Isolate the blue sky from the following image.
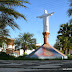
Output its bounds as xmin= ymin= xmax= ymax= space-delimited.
xmin=9 ymin=0 xmax=70 ymax=46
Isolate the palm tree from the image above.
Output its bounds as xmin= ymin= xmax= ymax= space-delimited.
xmin=0 ymin=24 xmax=10 ymax=41
xmin=0 ymin=22 xmax=10 ymax=48
xmin=53 ymin=39 xmax=62 ymax=50
xmin=57 ymin=23 xmax=72 ymax=55
xmin=0 ymin=0 xmax=30 ymax=21
xmin=68 ymin=0 xmax=72 ymax=24
xmin=0 ymin=13 xmax=19 ymax=30
xmin=0 ymin=0 xmax=30 ymax=30
xmin=14 ymin=38 xmax=21 ymax=50
xmin=0 ymin=42 xmax=2 ymax=47
xmin=0 ymin=0 xmax=30 ymax=46
xmin=15 ymin=32 xmax=36 ymax=53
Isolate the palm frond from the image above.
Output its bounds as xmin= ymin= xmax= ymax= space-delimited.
xmin=0 ymin=6 xmax=26 ymax=20
xmin=0 ymin=0 xmax=30 ymax=7
xmin=68 ymin=8 xmax=72 ymax=16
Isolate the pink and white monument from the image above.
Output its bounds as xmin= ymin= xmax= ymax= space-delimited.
xmin=27 ymin=10 xmax=67 ymax=59
xmin=37 ymin=10 xmax=54 ymax=44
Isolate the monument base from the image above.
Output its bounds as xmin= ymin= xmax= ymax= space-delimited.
xmin=26 ymin=43 xmax=68 ymax=59
xmin=42 ymin=32 xmax=50 ymax=44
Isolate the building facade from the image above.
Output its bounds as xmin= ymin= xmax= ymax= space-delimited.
xmin=2 ymin=38 xmax=15 ymax=55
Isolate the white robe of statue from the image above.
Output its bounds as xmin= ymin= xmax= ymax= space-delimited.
xmin=37 ymin=10 xmax=54 ymax=32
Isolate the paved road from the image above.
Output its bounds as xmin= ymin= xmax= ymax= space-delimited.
xmin=0 ymin=60 xmax=72 ymax=72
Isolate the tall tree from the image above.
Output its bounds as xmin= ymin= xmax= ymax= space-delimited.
xmin=68 ymin=0 xmax=72 ymax=24
xmin=0 ymin=0 xmax=30 ymax=21
xmin=0 ymin=13 xmax=19 ymax=30
xmin=0 ymin=0 xmax=30 ymax=30
xmin=57 ymin=23 xmax=72 ymax=55
xmin=0 ymin=22 xmax=10 ymax=42
xmin=53 ymin=39 xmax=62 ymax=50
xmin=14 ymin=32 xmax=36 ymax=53
xmin=0 ymin=0 xmax=30 ymax=45
xmin=14 ymin=38 xmax=21 ymax=50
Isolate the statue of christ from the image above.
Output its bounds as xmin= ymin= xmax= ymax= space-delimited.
xmin=37 ymin=10 xmax=54 ymax=32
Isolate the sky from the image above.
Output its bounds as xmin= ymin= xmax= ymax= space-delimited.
xmin=9 ymin=0 xmax=70 ymax=46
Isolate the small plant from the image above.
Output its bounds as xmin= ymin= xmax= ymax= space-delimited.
xmin=0 ymin=52 xmax=15 ymax=60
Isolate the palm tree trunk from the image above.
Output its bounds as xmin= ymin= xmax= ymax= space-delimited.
xmin=63 ymin=48 xmax=65 ymax=54
xmin=24 ymin=49 xmax=25 ymax=53
xmin=64 ymin=50 xmax=65 ymax=54
xmin=23 ymin=44 xmax=26 ymax=54
xmin=67 ymin=48 xmax=69 ymax=55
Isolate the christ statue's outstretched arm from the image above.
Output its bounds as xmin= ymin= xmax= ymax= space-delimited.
xmin=46 ymin=12 xmax=54 ymax=16
xmin=36 ymin=16 xmax=43 ymax=18
xmin=37 ymin=12 xmax=54 ymax=18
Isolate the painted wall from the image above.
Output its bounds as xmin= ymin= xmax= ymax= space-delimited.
xmin=8 ymin=45 xmax=15 ymax=49
xmin=25 ymin=49 xmax=35 ymax=55
xmin=20 ymin=49 xmax=24 ymax=56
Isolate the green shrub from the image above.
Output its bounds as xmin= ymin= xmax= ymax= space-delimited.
xmin=0 ymin=52 xmax=15 ymax=60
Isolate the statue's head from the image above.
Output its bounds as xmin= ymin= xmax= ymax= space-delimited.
xmin=44 ymin=10 xmax=47 ymax=14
